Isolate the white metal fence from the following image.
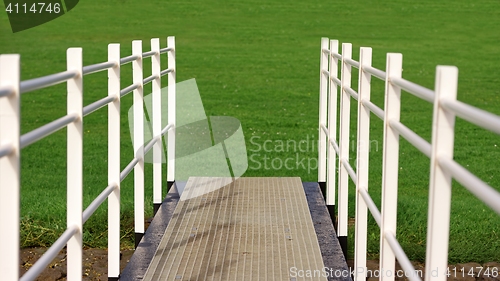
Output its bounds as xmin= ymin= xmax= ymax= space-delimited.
xmin=0 ymin=37 xmax=176 ymax=281
xmin=318 ymin=37 xmax=500 ymax=281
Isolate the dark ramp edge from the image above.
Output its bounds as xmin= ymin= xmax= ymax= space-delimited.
xmin=120 ymin=181 xmax=351 ymax=281
xmin=304 ymin=182 xmax=351 ymax=281
xmin=119 ymin=186 xmax=180 ymax=281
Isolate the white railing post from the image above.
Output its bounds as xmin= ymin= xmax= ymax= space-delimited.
xmin=326 ymin=40 xmax=339 ymax=227
xmin=108 ymin=43 xmax=121 ymax=281
xmin=152 ymin=38 xmax=162 ymax=215
xmin=354 ymin=47 xmax=373 ymax=281
xmin=425 ymin=66 xmax=458 ymax=281
xmin=337 ymin=42 xmax=352 ymax=258
xmin=379 ymin=53 xmax=403 ymax=281
xmin=318 ymin=37 xmax=329 ymax=191
xmin=133 ymin=40 xmax=145 ymax=248
xmin=167 ymin=36 xmax=176 ymax=189
xmin=66 ymin=47 xmax=83 ymax=281
xmin=0 ymin=54 xmax=21 ymax=281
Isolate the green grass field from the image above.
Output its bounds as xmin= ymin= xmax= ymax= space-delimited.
xmin=1 ymin=0 xmax=499 ymax=263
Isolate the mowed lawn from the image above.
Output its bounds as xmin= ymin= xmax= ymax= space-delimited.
xmin=1 ymin=0 xmax=499 ymax=263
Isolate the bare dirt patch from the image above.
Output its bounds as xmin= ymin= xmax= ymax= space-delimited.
xmin=20 ymin=247 xmax=134 ymax=280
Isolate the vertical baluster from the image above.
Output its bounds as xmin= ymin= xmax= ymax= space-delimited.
xmin=337 ymin=43 xmax=352 ymax=259
xmin=152 ymin=38 xmax=162 ymax=215
xmin=167 ymin=36 xmax=176 ymax=189
xmin=327 ymin=39 xmax=339 ymax=228
xmin=0 ymin=54 xmax=21 ymax=281
xmin=425 ymin=66 xmax=458 ymax=281
xmin=318 ymin=37 xmax=328 ymax=193
xmin=66 ymin=47 xmax=83 ymax=281
xmin=354 ymin=47 xmax=373 ymax=281
xmin=379 ymin=53 xmax=403 ymax=281
xmin=133 ymin=40 xmax=145 ymax=248
xmin=108 ymin=43 xmax=121 ymax=281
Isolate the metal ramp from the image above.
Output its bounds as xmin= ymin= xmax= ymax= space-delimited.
xmin=121 ymin=177 xmax=349 ymax=281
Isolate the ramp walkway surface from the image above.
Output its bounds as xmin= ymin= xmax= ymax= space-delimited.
xmin=120 ymin=177 xmax=349 ymax=281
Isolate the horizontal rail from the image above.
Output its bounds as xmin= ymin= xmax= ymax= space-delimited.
xmin=363 ymin=65 xmax=386 ymax=80
xmin=322 ymin=69 xmax=329 ymax=76
xmin=330 ymin=76 xmax=341 ymax=86
xmin=341 ymin=157 xmax=357 ymax=185
xmin=438 ymin=157 xmax=500 ymax=216
xmin=441 ymin=99 xmax=500 ymax=135
xmin=345 ymin=86 xmax=359 ymax=100
xmin=329 ymin=139 xmax=340 ymax=155
xmin=20 ymin=70 xmax=78 ymax=94
xmin=83 ymin=184 xmax=117 ymax=223
xmin=144 ymin=136 xmax=158 ymax=155
xmin=121 ymin=157 xmax=139 ymax=182
xmin=0 ymin=86 xmax=13 ymax=98
xmin=322 ymin=48 xmax=329 ymax=54
xmin=120 ymin=83 xmax=140 ymax=98
xmin=143 ymin=74 xmax=159 ymax=85
xmin=320 ymin=124 xmax=340 ymax=154
xmin=83 ymin=95 xmax=116 ymax=117
xmin=0 ymin=143 xmax=13 ymax=158
xmin=161 ymin=123 xmax=174 ymax=136
xmin=82 ymin=61 xmax=117 ymax=75
xmin=142 ymin=50 xmax=158 ymax=59
xmin=160 ymin=68 xmax=173 ymax=77
xmin=345 ymin=57 xmax=360 ymax=68
xmin=143 ymin=123 xmax=175 ymax=155
xmin=384 ymin=231 xmax=423 ymax=281
xmin=390 ymin=77 xmax=434 ymax=103
xmin=320 ymin=123 xmax=329 ymax=135
xmin=389 ymin=119 xmax=432 ymax=158
xmin=361 ymin=99 xmax=385 ymax=120
xmin=160 ymin=47 xmax=173 ymax=54
xmin=120 ymin=55 xmax=139 ymax=65
xmin=20 ymin=113 xmax=78 ymax=149
xmin=359 ymin=187 xmax=381 ymax=226
xmin=20 ymin=226 xmax=78 ymax=281
xmin=332 ymin=52 xmax=342 ymax=60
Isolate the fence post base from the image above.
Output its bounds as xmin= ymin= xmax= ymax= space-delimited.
xmin=135 ymin=232 xmax=143 ymax=249
xmin=167 ymin=181 xmax=175 ymax=191
xmin=327 ymin=204 xmax=337 ymax=233
xmin=318 ymin=181 xmax=326 ymax=199
xmin=338 ymin=235 xmax=348 ymax=261
xmin=153 ymin=203 xmax=161 ymax=216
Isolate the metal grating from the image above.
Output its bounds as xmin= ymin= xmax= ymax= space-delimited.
xmin=143 ymin=177 xmax=327 ymax=280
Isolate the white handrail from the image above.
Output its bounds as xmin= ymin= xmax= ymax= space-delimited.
xmin=20 ymin=113 xmax=79 ymax=149
xmin=20 ymin=70 xmax=78 ymax=94
xmin=388 ymin=119 xmax=432 ymax=158
xmin=319 ymin=38 xmax=500 ymax=281
xmin=441 ymin=99 xmax=500 ymax=135
xmin=0 ymin=37 xmax=176 ymax=281
xmin=20 ymin=226 xmax=78 ymax=281
xmin=361 ymin=99 xmax=384 ymax=120
xmin=0 ymin=86 xmax=13 ymax=97
xmin=390 ymin=76 xmax=434 ymax=103
xmin=82 ymin=184 xmax=117 ymax=223
xmin=83 ymin=95 xmax=116 ymax=116
xmin=439 ymin=157 xmax=500 ymax=215
xmin=0 ymin=143 xmax=13 ymax=158
xmin=82 ymin=61 xmax=117 ymax=75
xmin=384 ymin=231 xmax=423 ymax=281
